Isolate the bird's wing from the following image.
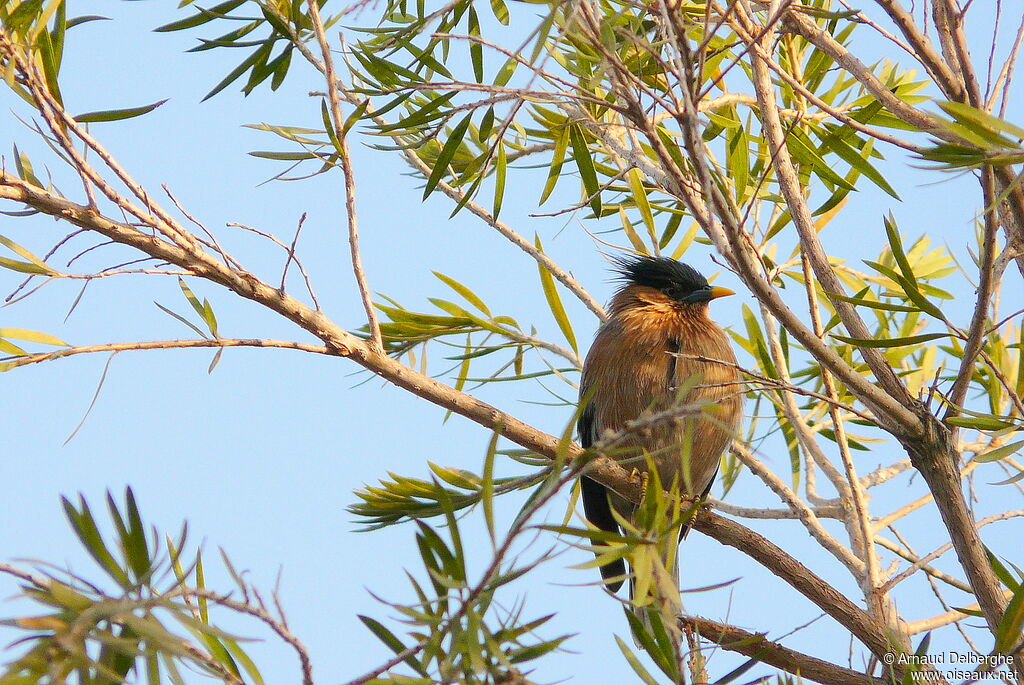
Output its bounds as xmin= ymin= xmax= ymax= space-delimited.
xmin=578 ymin=396 xmax=627 ymax=592
xmin=577 ymin=394 xmax=597 ymax=450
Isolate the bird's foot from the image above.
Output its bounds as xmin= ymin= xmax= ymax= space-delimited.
xmin=629 ymin=468 xmax=650 ymax=500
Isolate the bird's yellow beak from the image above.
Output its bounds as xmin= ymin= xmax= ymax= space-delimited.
xmin=709 ymin=286 xmax=735 ymax=300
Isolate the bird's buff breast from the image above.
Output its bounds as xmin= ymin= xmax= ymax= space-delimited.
xmin=588 ymin=310 xmax=742 ymax=501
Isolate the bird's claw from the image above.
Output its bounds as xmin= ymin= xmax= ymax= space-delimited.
xmin=629 ymin=468 xmax=650 ymax=499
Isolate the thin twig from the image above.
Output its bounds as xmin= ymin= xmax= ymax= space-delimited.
xmin=731 ymin=443 xmax=864 ymax=576
xmin=226 ymin=222 xmax=320 ymax=309
xmin=181 ymin=588 xmax=314 ymax=685
xmin=281 ymin=212 xmax=307 ymax=293
xmin=308 ymin=0 xmax=382 ymax=351
xmin=1 ymin=338 xmax=334 ymax=369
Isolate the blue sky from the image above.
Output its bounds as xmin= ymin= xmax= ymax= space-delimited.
xmin=2 ymin=2 xmax=1022 ymax=683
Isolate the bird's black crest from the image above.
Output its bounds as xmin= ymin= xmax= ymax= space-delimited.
xmin=612 ymin=255 xmax=709 ymax=299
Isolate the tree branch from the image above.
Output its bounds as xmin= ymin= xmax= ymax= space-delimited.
xmin=738 ymin=0 xmax=917 ymax=421
xmin=872 ymin=0 xmax=966 ymax=101
xmin=1 ymin=338 xmax=333 ymax=370
xmin=681 ymin=614 xmax=890 ymax=685
xmin=307 ymin=0 xmax=381 ymax=352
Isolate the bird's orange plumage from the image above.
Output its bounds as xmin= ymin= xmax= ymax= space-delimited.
xmin=578 ymin=258 xmax=743 ymax=593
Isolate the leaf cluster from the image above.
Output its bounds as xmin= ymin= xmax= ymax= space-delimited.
xmin=0 ymin=488 xmax=262 ymax=685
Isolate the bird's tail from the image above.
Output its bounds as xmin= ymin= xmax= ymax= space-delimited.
xmin=627 ymin=537 xmax=681 ymax=648
xmin=621 ymin=468 xmax=691 ymax=647
xmin=622 ymin=552 xmax=679 ymax=651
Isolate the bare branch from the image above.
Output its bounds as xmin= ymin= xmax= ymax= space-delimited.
xmin=730 ymin=444 xmax=864 ymax=578
xmin=179 ymin=588 xmax=313 ymax=685
xmin=944 ymin=169 xmax=1001 ymax=418
xmin=308 ymin=0 xmax=382 ymax=352
xmin=738 ymin=1 xmax=916 ymax=421
xmin=873 ymin=0 xmax=967 ymax=100
xmin=682 ymin=614 xmax=890 ymax=685
xmin=1 ymin=338 xmax=333 ymax=370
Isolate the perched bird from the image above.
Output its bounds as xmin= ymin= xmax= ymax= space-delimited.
xmin=577 ymin=255 xmax=743 ymax=593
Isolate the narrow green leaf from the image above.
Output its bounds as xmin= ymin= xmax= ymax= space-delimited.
xmin=569 ymin=123 xmax=601 ymax=215
xmin=478 ymin=105 xmax=494 ymax=142
xmin=423 ymin=113 xmax=472 ymax=199
xmin=614 ymin=635 xmax=661 ymax=685
xmin=883 ymin=213 xmax=917 ymax=286
xmin=12 ymin=144 xmax=42 ymax=188
xmin=975 ymin=440 xmax=1024 ymax=463
xmin=952 ymin=606 xmax=986 ymax=617
xmin=787 ymin=127 xmax=856 ymax=191
xmin=467 ymin=6 xmax=483 ymax=82
xmin=824 ymin=289 xmax=920 ymax=313
xmin=35 ymin=27 xmax=63 ymax=105
xmin=66 ymin=15 xmax=109 ymax=29
xmin=534 ymin=235 xmax=578 ymax=354
xmin=259 ymin=4 xmax=289 ymax=36
xmin=626 ymin=168 xmax=655 ymax=240
xmin=0 ymin=339 xmax=27 ymax=356
xmin=377 ymin=93 xmax=456 ymax=133
xmin=824 ymin=135 xmax=900 ymax=199
xmin=482 ymin=429 xmax=499 ymax=545
xmin=155 ymin=0 xmax=246 ymax=32
xmin=490 ymin=0 xmax=509 ymax=25
xmin=831 ymin=333 xmax=947 ymax=348
xmin=986 ymin=548 xmax=1022 ymax=592
xmin=106 ymin=490 xmax=131 ymax=550
xmin=124 ymin=487 xmax=151 ymax=580
xmin=434 ymin=272 xmax=490 ymax=315
xmin=342 ymin=98 xmax=369 ymax=137
xmin=206 ymin=347 xmax=223 ymax=374
xmin=188 ymin=19 xmax=262 ymax=52
xmin=249 ymin=150 xmax=316 ymax=161
xmin=404 ymin=43 xmax=452 ymax=80
xmin=494 ymin=56 xmax=516 ymax=86
xmin=321 ymin=98 xmax=342 ymax=154
xmin=938 ymin=101 xmax=1024 ymax=142
xmin=617 ymin=207 xmax=648 ymax=253
xmin=222 ymin=638 xmax=265 ymax=685
xmin=622 ymin=609 xmax=677 ymax=679
xmin=178 ymin=278 xmax=218 ymax=336
xmin=540 ymin=125 xmax=569 ymax=205
xmin=201 ymin=43 xmax=268 ymax=101
xmin=864 ymin=260 xmax=953 ymax=300
xmin=62 ymin=496 xmax=129 ymax=587
xmin=198 ymin=633 xmax=241 ymax=679
xmin=726 ymin=119 xmax=748 ymax=200
xmin=201 ymin=299 xmax=219 ymax=337
xmin=493 ymin=139 xmax=506 ymax=218
xmin=0 ymin=256 xmax=51 ymax=275
xmin=945 ymin=415 xmax=1016 ymax=431
xmin=995 ymin=583 xmax=1024 ymax=653
xmin=74 ymin=99 xmax=168 ymax=123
